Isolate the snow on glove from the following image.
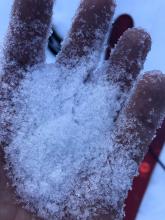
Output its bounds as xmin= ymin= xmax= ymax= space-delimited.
xmin=1 ymin=0 xmax=165 ymax=220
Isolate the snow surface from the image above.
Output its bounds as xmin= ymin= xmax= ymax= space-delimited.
xmin=3 ymin=60 xmax=136 ymax=219
xmin=3 ymin=63 xmax=117 ymax=218
xmin=1 ymin=0 xmax=165 ymax=220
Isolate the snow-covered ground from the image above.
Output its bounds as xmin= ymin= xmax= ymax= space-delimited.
xmin=0 ymin=0 xmax=165 ymax=219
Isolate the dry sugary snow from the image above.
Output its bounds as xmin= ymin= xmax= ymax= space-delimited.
xmin=1 ymin=0 xmax=165 ymax=220
xmin=1 ymin=1 xmax=141 ymax=217
xmin=0 ymin=1 xmax=149 ymax=217
xmin=3 ymin=59 xmax=138 ymax=219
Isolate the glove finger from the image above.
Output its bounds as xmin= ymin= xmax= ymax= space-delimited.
xmin=56 ymin=0 xmax=115 ymax=68
xmin=107 ymin=28 xmax=151 ymax=93
xmin=107 ymin=72 xmax=165 ymax=219
xmin=114 ymin=71 xmax=165 ymax=165
xmin=3 ymin=0 xmax=54 ymax=80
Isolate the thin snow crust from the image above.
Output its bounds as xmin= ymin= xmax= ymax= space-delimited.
xmin=1 ymin=46 xmax=142 ymax=219
xmin=2 ymin=59 xmax=133 ymax=219
xmin=0 ymin=0 xmax=145 ymax=219
xmin=1 ymin=25 xmax=150 ymax=220
xmin=1 ymin=0 xmax=165 ymax=219
xmin=0 ymin=27 xmax=148 ymax=220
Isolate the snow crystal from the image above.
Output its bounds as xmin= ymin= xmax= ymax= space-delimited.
xmin=1 ymin=0 xmax=165 ymax=219
xmin=1 ymin=55 xmax=135 ymax=219
xmin=1 ymin=23 xmax=152 ymax=220
xmin=0 ymin=0 xmax=159 ymax=219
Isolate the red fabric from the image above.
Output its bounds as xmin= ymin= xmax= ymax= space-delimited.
xmin=109 ymin=14 xmax=134 ymax=48
xmin=105 ymin=14 xmax=134 ymax=60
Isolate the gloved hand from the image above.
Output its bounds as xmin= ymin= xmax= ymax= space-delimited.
xmin=1 ymin=0 xmax=165 ymax=220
